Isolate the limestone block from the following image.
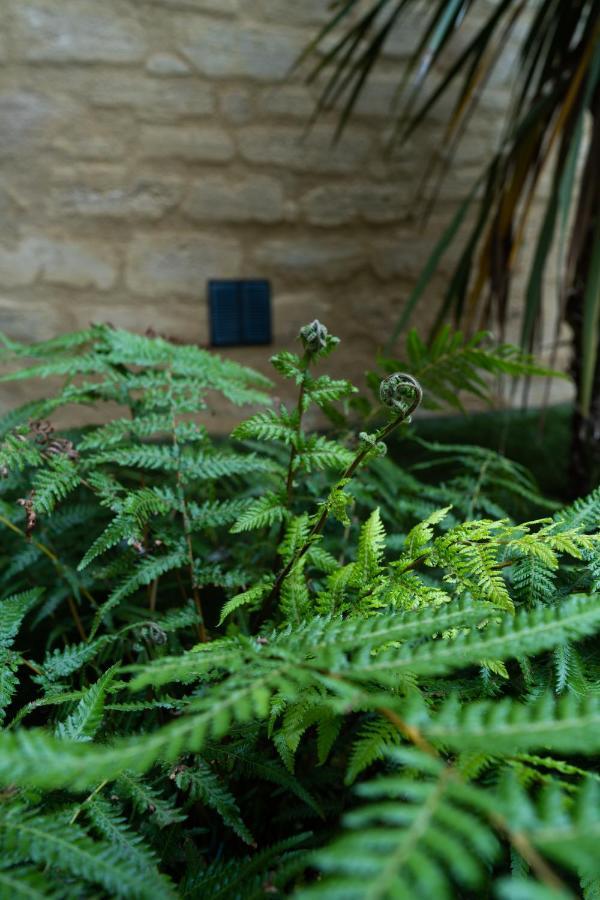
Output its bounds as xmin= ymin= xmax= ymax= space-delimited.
xmin=258 ymin=86 xmax=315 ymax=119
xmin=146 ymin=53 xmax=191 ymax=76
xmin=352 ymin=77 xmax=401 ymax=118
xmin=301 ymin=184 xmax=408 ymax=226
xmin=90 ymin=75 xmax=214 ymax=120
xmin=0 ymin=187 xmax=20 ymax=239
xmin=182 ymin=175 xmax=286 ymax=223
xmin=0 ymin=239 xmax=39 ymax=287
xmin=126 ymin=234 xmax=242 ymax=298
xmin=51 ymin=130 xmax=129 ymax=161
xmin=142 ymin=0 xmax=239 ymax=12
xmin=371 ymin=231 xmax=458 ymax=280
xmin=140 ymin=126 xmax=235 ymax=162
xmin=0 ymin=296 xmax=68 ymax=343
xmin=0 ymin=90 xmax=72 ymax=157
xmin=382 ymin=20 xmax=416 ymax=59
xmin=220 ymin=88 xmax=253 ymax=125
xmin=52 ymin=177 xmax=182 ymax=220
xmin=272 ymin=290 xmax=332 ymax=341
xmin=239 ymin=125 xmax=371 ymax=173
xmin=0 ymin=236 xmax=117 ymax=290
xmin=12 ymin=0 xmax=147 ymax=63
xmin=176 ymin=17 xmax=303 ymax=81
xmin=245 ymin=0 xmax=331 ymax=26
xmin=254 ymin=238 xmax=366 ymax=282
xmin=37 ymin=238 xmax=118 ymax=290
xmin=67 ymin=299 xmax=208 ymax=345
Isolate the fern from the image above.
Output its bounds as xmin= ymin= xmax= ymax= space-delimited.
xmin=302 ymin=748 xmax=599 ymax=899
xmin=0 ymin=321 xmax=599 ymax=897
xmin=0 ymin=804 xmax=172 ymax=899
xmin=372 ymin=326 xmax=565 ymax=413
xmin=170 ymin=759 xmax=255 ymax=845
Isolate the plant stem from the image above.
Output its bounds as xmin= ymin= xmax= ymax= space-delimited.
xmin=67 ymin=594 xmax=87 ymax=641
xmin=284 ymin=352 xmax=310 ymax=509
xmin=69 ymin=780 xmax=109 ymax=824
xmin=167 ymin=370 xmax=207 ymax=642
xmin=0 ymin=513 xmax=95 ymax=633
xmin=380 ymin=706 xmax=567 ymax=891
xmin=378 ymin=706 xmax=439 ymax=758
xmin=148 ymin=577 xmax=158 ymax=612
xmin=261 ymin=398 xmax=420 ymax=623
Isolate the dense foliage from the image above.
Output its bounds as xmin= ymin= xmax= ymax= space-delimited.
xmin=0 ymin=323 xmax=599 ymax=898
xmin=302 ymin=0 xmax=600 ymax=490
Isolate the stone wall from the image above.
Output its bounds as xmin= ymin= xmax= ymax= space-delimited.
xmin=0 ymin=0 xmax=569 ymax=424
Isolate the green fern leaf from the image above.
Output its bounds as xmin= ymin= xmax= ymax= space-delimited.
xmin=172 ymin=759 xmax=255 ymax=845
xmin=55 ymin=665 xmax=118 ymax=742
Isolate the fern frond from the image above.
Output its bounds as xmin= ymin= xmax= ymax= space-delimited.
xmin=301 ymin=746 xmax=499 ymax=899
xmin=115 ymin=770 xmax=185 ymax=828
xmin=0 ymin=589 xmax=44 ymax=650
xmin=55 ymin=665 xmax=117 ymax=742
xmin=31 ymin=458 xmax=81 ymax=515
xmin=422 ymin=692 xmax=600 ymax=756
xmin=345 ymin=715 xmax=401 ymax=785
xmin=0 ymin=804 xmax=171 ymax=899
xmin=232 ymin=408 xmax=297 ymax=444
xmin=218 ymin=581 xmax=273 ymax=625
xmin=85 ymin=796 xmax=176 ymax=897
xmin=172 ymin=759 xmax=255 ymax=845
xmin=91 ymin=547 xmax=188 ymax=634
xmin=230 ymin=492 xmax=287 ymax=533
xmin=342 ymin=594 xmax=600 ymax=682
xmin=352 ymin=508 xmax=386 ymax=586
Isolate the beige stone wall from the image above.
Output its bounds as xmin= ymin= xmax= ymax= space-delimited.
xmin=0 ymin=0 xmax=570 ymax=423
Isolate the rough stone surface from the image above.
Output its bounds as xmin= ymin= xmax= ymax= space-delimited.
xmin=140 ymin=126 xmax=235 ymax=161
xmin=0 ymin=236 xmax=117 ymax=290
xmin=90 ymin=75 xmax=215 ymax=119
xmin=254 ymin=238 xmax=366 ymax=282
xmin=143 ymin=0 xmax=239 ymax=12
xmin=183 ymin=175 xmax=286 ymax=223
xmin=246 ymin=0 xmax=330 ymax=26
xmin=0 ymin=239 xmax=40 ymax=287
xmin=301 ymin=184 xmax=408 ymax=226
xmin=126 ymin=234 xmax=242 ymax=297
xmin=52 ymin=177 xmax=183 ymax=220
xmin=239 ymin=125 xmax=372 ymax=173
xmin=146 ymin=53 xmax=191 ymax=76
xmin=0 ymin=296 xmax=69 ymax=343
xmin=258 ymin=86 xmax=315 ymax=119
xmin=0 ymin=90 xmax=72 ymax=157
xmin=0 ymin=0 xmax=567 ymax=425
xmin=12 ymin=1 xmax=147 ymax=63
xmin=220 ymin=88 xmax=253 ymax=125
xmin=176 ymin=18 xmax=303 ymax=82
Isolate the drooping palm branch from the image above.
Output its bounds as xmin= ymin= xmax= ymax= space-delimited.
xmin=302 ymin=0 xmax=600 ymax=483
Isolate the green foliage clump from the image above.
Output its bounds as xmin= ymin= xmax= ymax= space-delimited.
xmin=0 ymin=321 xmax=599 ymax=898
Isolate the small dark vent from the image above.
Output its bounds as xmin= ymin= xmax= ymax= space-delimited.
xmin=208 ymin=280 xmax=272 ymax=347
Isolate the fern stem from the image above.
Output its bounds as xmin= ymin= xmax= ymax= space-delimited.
xmin=69 ymin=780 xmax=108 ymax=825
xmin=167 ymin=369 xmax=207 ymax=642
xmin=261 ymin=402 xmax=420 ymax=623
xmin=379 ymin=706 xmax=567 ymax=891
xmin=378 ymin=706 xmax=439 ymax=758
xmin=148 ymin=577 xmax=158 ymax=613
xmin=493 ymin=818 xmax=568 ymax=893
xmin=0 ymin=513 xmax=96 ymax=631
xmin=67 ymin=595 xmax=87 ymax=642
xmin=20 ymin=657 xmax=43 ymax=676
xmin=284 ymin=351 xmax=310 ymax=510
